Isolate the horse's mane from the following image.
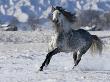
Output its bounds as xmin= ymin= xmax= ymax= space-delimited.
xmin=55 ymin=6 xmax=76 ymax=22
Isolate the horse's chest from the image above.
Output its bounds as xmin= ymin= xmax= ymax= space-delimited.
xmin=48 ymin=33 xmax=68 ymax=51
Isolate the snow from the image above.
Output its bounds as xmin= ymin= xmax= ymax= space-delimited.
xmin=0 ymin=31 xmax=110 ymax=82
xmin=14 ymin=9 xmax=29 ymax=22
xmin=0 ymin=43 xmax=110 ymax=82
xmin=0 ymin=0 xmax=110 ymax=81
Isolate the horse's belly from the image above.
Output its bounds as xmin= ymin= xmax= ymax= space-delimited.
xmin=56 ymin=39 xmax=73 ymax=52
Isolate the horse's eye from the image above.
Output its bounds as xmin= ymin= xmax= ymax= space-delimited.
xmin=59 ymin=12 xmax=61 ymax=15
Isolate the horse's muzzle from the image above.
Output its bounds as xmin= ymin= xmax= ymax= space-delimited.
xmin=53 ymin=19 xmax=59 ymax=23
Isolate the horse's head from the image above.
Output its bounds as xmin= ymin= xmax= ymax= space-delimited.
xmin=51 ymin=6 xmax=76 ymax=24
xmin=51 ymin=6 xmax=63 ymax=24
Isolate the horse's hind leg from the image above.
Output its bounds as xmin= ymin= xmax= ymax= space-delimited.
xmin=73 ymin=51 xmax=82 ymax=68
xmin=39 ymin=48 xmax=59 ymax=71
xmin=73 ymin=52 xmax=77 ymax=64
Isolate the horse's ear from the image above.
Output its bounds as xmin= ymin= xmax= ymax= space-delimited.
xmin=51 ymin=6 xmax=55 ymax=12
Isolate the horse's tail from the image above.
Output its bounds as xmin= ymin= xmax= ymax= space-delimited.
xmin=90 ymin=35 xmax=103 ymax=56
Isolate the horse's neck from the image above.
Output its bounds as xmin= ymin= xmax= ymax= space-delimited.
xmin=61 ymin=15 xmax=72 ymax=32
xmin=54 ymin=24 xmax=63 ymax=33
xmin=54 ymin=15 xmax=73 ymax=33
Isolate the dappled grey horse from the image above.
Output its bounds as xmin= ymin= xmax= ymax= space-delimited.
xmin=39 ymin=6 xmax=103 ymax=71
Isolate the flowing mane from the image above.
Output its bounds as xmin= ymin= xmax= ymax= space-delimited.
xmin=55 ymin=6 xmax=76 ymax=22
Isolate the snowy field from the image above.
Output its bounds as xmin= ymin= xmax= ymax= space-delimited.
xmin=0 ymin=30 xmax=110 ymax=82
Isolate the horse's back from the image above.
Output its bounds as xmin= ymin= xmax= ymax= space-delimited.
xmin=70 ymin=29 xmax=92 ymax=41
xmin=76 ymin=29 xmax=92 ymax=40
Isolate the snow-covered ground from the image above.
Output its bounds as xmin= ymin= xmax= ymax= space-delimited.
xmin=0 ymin=31 xmax=110 ymax=82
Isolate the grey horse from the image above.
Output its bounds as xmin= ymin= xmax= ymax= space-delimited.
xmin=39 ymin=6 xmax=103 ymax=71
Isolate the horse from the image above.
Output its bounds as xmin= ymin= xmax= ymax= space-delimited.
xmin=39 ymin=6 xmax=103 ymax=71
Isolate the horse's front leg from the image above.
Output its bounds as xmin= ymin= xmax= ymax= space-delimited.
xmin=39 ymin=48 xmax=60 ymax=71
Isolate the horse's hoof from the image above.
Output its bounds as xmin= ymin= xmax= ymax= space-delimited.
xmin=72 ymin=66 xmax=76 ymax=69
xmin=39 ymin=68 xmax=43 ymax=71
xmin=72 ymin=67 xmax=74 ymax=69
